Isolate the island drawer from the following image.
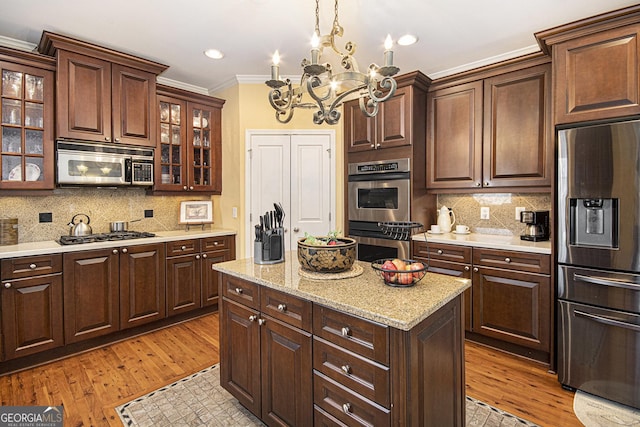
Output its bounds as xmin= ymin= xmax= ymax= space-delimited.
xmin=222 ymin=274 xmax=260 ymax=309
xmin=473 ymin=248 xmax=550 ymax=274
xmin=314 ymin=371 xmax=390 ymax=427
xmin=314 ymin=406 xmax=349 ymax=427
xmin=201 ymin=235 xmax=231 ymax=252
xmin=261 ymin=287 xmax=312 ymax=332
xmin=1 ymin=254 xmax=62 ymax=280
xmin=166 ymin=239 xmax=200 ymax=257
xmin=313 ymin=337 xmax=390 ymax=407
xmin=413 ymin=241 xmax=472 ymax=264
xmin=313 ymin=305 xmax=389 ymax=365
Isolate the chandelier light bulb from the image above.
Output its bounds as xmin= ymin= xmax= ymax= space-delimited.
xmin=330 ymin=80 xmax=338 ymax=91
xmin=311 ymin=32 xmax=320 ymax=48
xmin=384 ymin=35 xmax=394 ymax=67
xmin=272 ymin=50 xmax=280 ymax=65
xmin=270 ymin=50 xmax=281 ymax=81
xmin=384 ymin=34 xmax=393 ymax=51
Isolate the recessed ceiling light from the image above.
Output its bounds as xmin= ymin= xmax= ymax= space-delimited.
xmin=204 ymin=49 xmax=224 ymax=59
xmin=397 ymin=34 xmax=418 ymax=46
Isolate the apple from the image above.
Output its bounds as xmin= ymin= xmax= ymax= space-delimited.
xmin=409 ymin=262 xmax=426 ymax=280
xmin=391 ymin=258 xmax=406 ymax=271
xmin=381 ymin=260 xmax=397 ymax=283
xmin=397 ymin=269 xmax=413 ymax=285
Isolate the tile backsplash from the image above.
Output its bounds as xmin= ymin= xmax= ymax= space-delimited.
xmin=436 ymin=193 xmax=551 ymax=236
xmin=0 ymin=188 xmax=210 ymax=243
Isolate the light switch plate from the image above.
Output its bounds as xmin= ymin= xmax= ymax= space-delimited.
xmin=232 ymin=207 xmax=238 ymax=218
xmin=480 ymin=207 xmax=490 ymax=220
xmin=515 ymin=206 xmax=526 ymax=220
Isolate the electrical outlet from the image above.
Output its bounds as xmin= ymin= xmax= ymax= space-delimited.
xmin=515 ymin=206 xmax=526 ymax=220
xmin=480 ymin=207 xmax=490 ymax=220
xmin=144 ymin=209 xmax=153 ymax=218
xmin=39 ymin=212 xmax=52 ymax=223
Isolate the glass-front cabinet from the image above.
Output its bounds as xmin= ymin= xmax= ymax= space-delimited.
xmin=0 ymin=57 xmax=54 ymax=190
xmin=154 ymin=85 xmax=224 ymax=193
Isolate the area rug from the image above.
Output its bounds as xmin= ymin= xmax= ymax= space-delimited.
xmin=116 ymin=365 xmax=539 ymax=426
xmin=574 ymin=390 xmax=640 ymax=426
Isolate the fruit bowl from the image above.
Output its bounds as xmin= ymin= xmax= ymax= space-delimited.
xmin=371 ymin=258 xmax=428 ymax=287
xmin=297 ymin=237 xmax=357 ymax=273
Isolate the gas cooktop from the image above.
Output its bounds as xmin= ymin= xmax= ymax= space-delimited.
xmin=57 ymin=231 xmax=156 ymax=245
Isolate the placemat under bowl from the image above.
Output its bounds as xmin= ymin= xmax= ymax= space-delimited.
xmin=299 ymin=263 xmax=363 ymax=280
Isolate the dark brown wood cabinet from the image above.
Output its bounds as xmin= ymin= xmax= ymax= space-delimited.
xmin=63 ymin=248 xmax=120 ymax=344
xmin=1 ymin=254 xmax=63 ymax=360
xmin=37 ymin=31 xmax=167 ymax=147
xmin=155 ymin=85 xmax=225 ymax=193
xmin=427 ymin=56 xmax=552 ymax=190
xmin=202 ymin=235 xmax=236 ymax=307
xmin=536 ymin=6 xmax=640 ymax=124
xmin=220 ymin=276 xmax=313 ymax=426
xmin=119 ymin=243 xmax=166 ymax=330
xmin=412 ymin=240 xmax=552 ymax=363
xmin=0 ymin=47 xmax=55 ymax=190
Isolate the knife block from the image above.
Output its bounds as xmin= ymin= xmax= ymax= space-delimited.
xmin=254 ymin=227 xmax=285 ymax=264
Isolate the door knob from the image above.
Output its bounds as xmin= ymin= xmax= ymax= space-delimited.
xmin=293 ymin=227 xmax=300 ymax=232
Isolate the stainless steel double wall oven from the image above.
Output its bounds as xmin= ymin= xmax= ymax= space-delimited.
xmin=347 ymin=158 xmax=411 ymax=262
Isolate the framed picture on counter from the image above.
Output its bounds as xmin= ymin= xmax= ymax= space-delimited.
xmin=179 ymin=200 xmax=213 ymax=224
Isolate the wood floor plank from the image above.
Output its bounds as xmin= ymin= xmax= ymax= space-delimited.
xmin=0 ymin=313 xmax=583 ymax=427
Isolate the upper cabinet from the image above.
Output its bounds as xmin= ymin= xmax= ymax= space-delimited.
xmin=427 ymin=55 xmax=552 ymax=191
xmin=154 ymin=85 xmax=225 ymax=194
xmin=0 ymin=47 xmax=55 ymax=190
xmin=536 ymin=5 xmax=640 ymax=124
xmin=344 ymin=71 xmax=429 ymax=154
xmin=38 ymin=32 xmax=168 ymax=147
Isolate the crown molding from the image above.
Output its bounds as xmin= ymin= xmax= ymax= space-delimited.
xmin=155 ymin=76 xmax=209 ymax=95
xmin=0 ymin=35 xmax=37 ymax=52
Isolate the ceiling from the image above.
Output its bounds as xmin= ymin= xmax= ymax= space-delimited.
xmin=0 ymin=0 xmax=636 ymax=93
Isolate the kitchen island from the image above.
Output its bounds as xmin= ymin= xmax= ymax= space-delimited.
xmin=214 ymin=254 xmax=470 ymax=426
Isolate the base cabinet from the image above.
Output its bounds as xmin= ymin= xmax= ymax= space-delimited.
xmin=219 ymin=272 xmax=465 ymax=426
xmin=1 ymin=254 xmax=63 ymax=360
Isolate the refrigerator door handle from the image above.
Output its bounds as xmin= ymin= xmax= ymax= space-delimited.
xmin=574 ymin=309 xmax=640 ymax=333
xmin=573 ymin=273 xmax=640 ymax=291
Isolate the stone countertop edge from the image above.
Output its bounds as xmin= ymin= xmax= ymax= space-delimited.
xmin=0 ymin=229 xmax=237 ymax=259
xmin=214 ymin=255 xmax=471 ymax=331
xmin=412 ymin=232 xmax=552 ymax=254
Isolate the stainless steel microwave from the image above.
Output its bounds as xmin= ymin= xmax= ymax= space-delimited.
xmin=56 ymin=140 xmax=154 ymax=186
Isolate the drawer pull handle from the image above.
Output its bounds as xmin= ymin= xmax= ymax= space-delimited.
xmin=342 ymin=403 xmax=352 ymax=414
xmin=235 ymin=287 xmax=243 ymax=294
xmin=473 ymin=267 xmax=479 ymax=273
xmin=505 ymin=257 xmax=511 ymax=263
xmin=29 ymin=263 xmax=37 ymax=269
xmin=4 ymin=283 xmax=11 ymax=289
xmin=214 ymin=241 xmax=219 ymax=246
xmin=341 ymin=326 xmax=351 ymax=337
xmin=249 ymin=315 xmax=257 ymax=322
xmin=258 ymin=318 xmax=266 ymax=326
xmin=464 ymin=266 xmax=470 ymax=271
xmin=277 ymin=303 xmax=287 ymax=312
xmin=181 ymin=245 xmax=187 ymax=251
xmin=437 ymin=249 xmax=443 ymax=255
xmin=341 ymin=365 xmax=351 ymax=375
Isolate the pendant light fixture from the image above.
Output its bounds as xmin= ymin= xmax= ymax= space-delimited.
xmin=265 ymin=0 xmax=400 ymax=125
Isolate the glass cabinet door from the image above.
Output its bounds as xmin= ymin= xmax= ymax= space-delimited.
xmin=157 ymin=96 xmax=186 ymax=190
xmin=0 ymin=63 xmax=53 ymax=189
xmin=190 ymin=106 xmax=213 ymax=189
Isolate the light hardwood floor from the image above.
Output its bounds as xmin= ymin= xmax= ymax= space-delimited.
xmin=0 ymin=313 xmax=581 ymax=426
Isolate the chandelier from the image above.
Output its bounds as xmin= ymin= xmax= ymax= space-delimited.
xmin=265 ymin=0 xmax=400 ymax=125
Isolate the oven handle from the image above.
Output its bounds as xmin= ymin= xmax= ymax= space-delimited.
xmin=573 ymin=273 xmax=640 ymax=291
xmin=574 ymin=309 xmax=640 ymax=332
xmin=348 ymin=172 xmax=410 ymax=182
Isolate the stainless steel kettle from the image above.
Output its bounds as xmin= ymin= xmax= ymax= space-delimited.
xmin=68 ymin=213 xmax=92 ymax=236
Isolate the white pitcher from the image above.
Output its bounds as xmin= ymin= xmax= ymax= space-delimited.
xmin=437 ymin=206 xmax=456 ymax=232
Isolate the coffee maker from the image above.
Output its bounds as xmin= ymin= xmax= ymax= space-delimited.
xmin=520 ymin=210 xmax=550 ymax=241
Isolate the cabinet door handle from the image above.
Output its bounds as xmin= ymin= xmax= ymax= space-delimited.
xmin=437 ymin=249 xmax=443 ymax=255
xmin=112 ymin=249 xmax=119 ymax=254
xmin=4 ymin=282 xmax=11 ymax=289
xmin=29 ymin=263 xmax=37 ymax=269
xmin=235 ymin=287 xmax=243 ymax=294
xmin=277 ymin=303 xmax=287 ymax=312
xmin=258 ymin=318 xmax=266 ymax=326
xmin=249 ymin=315 xmax=257 ymax=322
xmin=114 ymin=137 xmax=120 ymax=142
xmin=195 ymin=254 xmax=201 ymax=260
xmin=341 ymin=365 xmax=351 ymax=375
xmin=342 ymin=403 xmax=352 ymax=414
xmin=121 ymin=248 xmax=128 ymax=254
xmin=475 ymin=182 xmax=481 ymax=187
xmin=183 ymin=186 xmax=188 ymax=190
xmin=189 ymin=186 xmax=194 ymax=190
xmin=341 ymin=326 xmax=351 ymax=337
xmin=202 ymin=253 xmax=207 ymax=258
xmin=370 ymin=144 xmax=375 ymax=148
xmin=473 ymin=267 xmax=479 ymax=272
xmin=504 ymin=257 xmax=511 ymax=263
xmin=464 ymin=266 xmax=470 ymax=271
xmin=104 ymin=137 xmax=111 ymax=142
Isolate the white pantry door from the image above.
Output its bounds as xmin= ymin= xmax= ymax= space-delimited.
xmin=247 ymin=131 xmax=335 ymax=257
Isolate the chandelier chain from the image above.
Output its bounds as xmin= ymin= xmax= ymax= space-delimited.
xmin=315 ymin=0 xmax=320 ymax=35
xmin=333 ymin=0 xmax=339 ymax=30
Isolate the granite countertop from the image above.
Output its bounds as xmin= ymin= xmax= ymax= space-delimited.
xmin=412 ymin=231 xmax=552 ymax=254
xmin=214 ymin=253 xmax=470 ymax=331
xmin=0 ymin=228 xmax=237 ymax=259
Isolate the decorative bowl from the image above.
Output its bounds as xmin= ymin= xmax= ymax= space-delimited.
xmin=371 ymin=258 xmax=428 ymax=287
xmin=297 ymin=237 xmax=357 ymax=273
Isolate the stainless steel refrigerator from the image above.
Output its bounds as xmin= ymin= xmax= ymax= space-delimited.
xmin=557 ymin=118 xmax=640 ymax=409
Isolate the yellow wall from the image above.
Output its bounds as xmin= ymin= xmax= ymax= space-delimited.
xmin=213 ymin=82 xmax=344 ymax=257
